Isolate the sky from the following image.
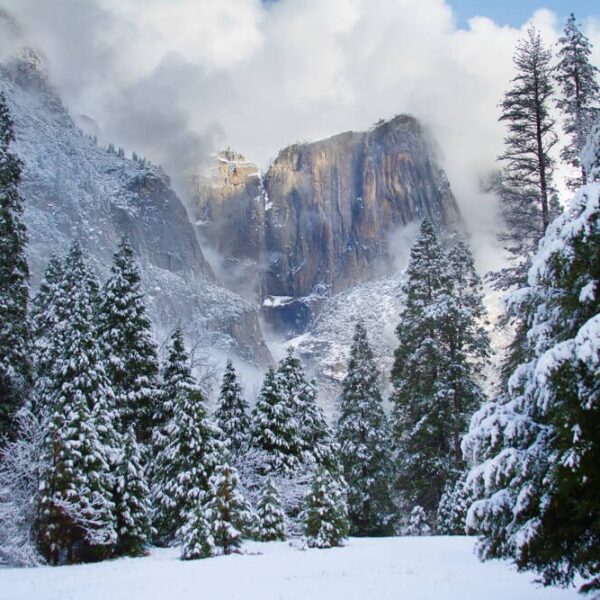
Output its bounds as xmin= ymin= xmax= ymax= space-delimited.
xmin=449 ymin=0 xmax=599 ymax=28
xmin=1 ymin=0 xmax=599 ymax=271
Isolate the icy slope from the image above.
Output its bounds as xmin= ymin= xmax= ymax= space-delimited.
xmin=0 ymin=537 xmax=579 ymax=600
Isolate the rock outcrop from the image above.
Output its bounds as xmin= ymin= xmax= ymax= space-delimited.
xmin=191 ymin=116 xmax=461 ymax=333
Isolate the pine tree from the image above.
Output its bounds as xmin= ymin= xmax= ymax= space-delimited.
xmin=463 ymin=144 xmax=600 ymax=593
xmin=406 ymin=505 xmax=430 ymax=536
xmin=180 ymin=503 xmax=214 ymax=560
xmin=436 ymin=473 xmax=470 ymax=535
xmin=152 ymin=329 xmax=190 ymax=457
xmin=276 ymin=348 xmax=333 ymax=467
xmin=555 ymin=13 xmax=600 ymax=187
xmin=214 ymin=360 xmax=250 ymax=455
xmin=336 ymin=321 xmax=394 ymax=536
xmin=37 ymin=242 xmax=117 ymax=564
xmin=204 ymin=463 xmax=252 ymax=555
xmin=255 ymin=477 xmax=286 ymax=541
xmin=113 ymin=427 xmax=152 ymax=557
xmin=444 ymin=240 xmax=489 ymax=466
xmin=29 ymin=255 xmax=65 ymax=417
xmin=390 ymin=219 xmax=454 ymax=517
xmin=151 ymin=329 xmax=224 ymax=545
xmin=251 ymin=366 xmax=302 ymax=474
xmin=98 ymin=238 xmax=159 ymax=444
xmin=0 ymin=93 xmax=30 ymax=439
xmin=495 ymin=26 xmax=559 ymax=288
xmin=302 ymin=468 xmax=349 ymax=549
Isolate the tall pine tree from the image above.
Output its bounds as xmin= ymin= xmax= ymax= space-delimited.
xmin=463 ymin=143 xmax=600 ymax=593
xmin=495 ymin=27 xmax=559 ymax=288
xmin=151 ymin=329 xmax=224 ymax=545
xmin=251 ymin=366 xmax=302 ymax=474
xmin=336 ymin=321 xmax=394 ymax=536
xmin=390 ymin=219 xmax=454 ymax=518
xmin=37 ymin=242 xmax=117 ymax=564
xmin=214 ymin=360 xmax=250 ymax=455
xmin=0 ymin=93 xmax=30 ymax=439
xmin=98 ymin=238 xmax=159 ymax=444
xmin=555 ymin=13 xmax=600 ymax=187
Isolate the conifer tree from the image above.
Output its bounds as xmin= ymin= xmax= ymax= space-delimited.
xmin=214 ymin=360 xmax=250 ymax=455
xmin=336 ymin=321 xmax=394 ymax=536
xmin=555 ymin=13 xmax=600 ymax=187
xmin=496 ymin=26 xmax=559 ymax=288
xmin=436 ymin=473 xmax=470 ymax=535
xmin=37 ymin=242 xmax=117 ymax=564
xmin=276 ymin=349 xmax=333 ymax=466
xmin=255 ymin=477 xmax=286 ymax=541
xmin=302 ymin=468 xmax=349 ymax=549
xmin=445 ymin=240 xmax=489 ymax=465
xmin=28 ymin=255 xmax=65 ymax=416
xmin=113 ymin=426 xmax=152 ymax=557
xmin=180 ymin=503 xmax=214 ymax=560
xmin=390 ymin=219 xmax=454 ymax=517
xmin=391 ymin=223 xmax=488 ymax=524
xmin=151 ymin=329 xmax=224 ymax=545
xmin=98 ymin=238 xmax=159 ymax=444
xmin=204 ymin=463 xmax=252 ymax=555
xmin=251 ymin=366 xmax=302 ymax=474
xmin=406 ymin=505 xmax=430 ymax=536
xmin=0 ymin=93 xmax=30 ymax=439
xmin=463 ymin=144 xmax=600 ymax=593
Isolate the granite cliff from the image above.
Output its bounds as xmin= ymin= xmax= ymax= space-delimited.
xmin=191 ymin=116 xmax=461 ymax=333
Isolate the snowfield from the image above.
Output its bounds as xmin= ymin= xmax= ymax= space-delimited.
xmin=1 ymin=537 xmax=578 ymax=600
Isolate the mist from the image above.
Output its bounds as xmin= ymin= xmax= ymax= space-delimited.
xmin=3 ymin=0 xmax=600 ymax=271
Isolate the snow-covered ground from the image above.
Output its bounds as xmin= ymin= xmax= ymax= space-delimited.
xmin=1 ymin=537 xmax=578 ymax=600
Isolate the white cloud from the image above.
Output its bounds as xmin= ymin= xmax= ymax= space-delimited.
xmin=3 ymin=0 xmax=600 ymax=272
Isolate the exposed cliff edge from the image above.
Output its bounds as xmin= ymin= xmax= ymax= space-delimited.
xmin=0 ymin=45 xmax=272 ymax=367
xmin=191 ymin=116 xmax=461 ymax=334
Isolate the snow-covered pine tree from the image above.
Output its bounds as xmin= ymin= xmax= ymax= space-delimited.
xmin=151 ymin=329 xmax=224 ymax=546
xmin=463 ymin=136 xmax=600 ymax=593
xmin=390 ymin=219 xmax=454 ymax=519
xmin=113 ymin=426 xmax=152 ymax=557
xmin=555 ymin=13 xmax=600 ymax=187
xmin=214 ymin=359 xmax=250 ymax=455
xmin=204 ymin=462 xmax=252 ymax=555
xmin=276 ymin=348 xmax=333 ymax=467
xmin=436 ymin=473 xmax=470 ymax=535
xmin=38 ymin=242 xmax=118 ymax=564
xmin=98 ymin=238 xmax=159 ymax=444
xmin=406 ymin=505 xmax=430 ymax=536
xmin=444 ymin=239 xmax=490 ymax=467
xmin=180 ymin=503 xmax=214 ymax=560
xmin=495 ymin=26 xmax=559 ymax=289
xmin=0 ymin=93 xmax=30 ymax=440
xmin=0 ymin=408 xmax=45 ymax=566
xmin=302 ymin=468 xmax=349 ymax=549
xmin=152 ymin=328 xmax=190 ymax=457
xmin=336 ymin=321 xmax=394 ymax=536
xmin=255 ymin=476 xmax=286 ymax=541
xmin=251 ymin=366 xmax=302 ymax=474
xmin=28 ymin=255 xmax=65 ymax=417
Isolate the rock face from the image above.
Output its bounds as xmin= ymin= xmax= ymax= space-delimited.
xmin=191 ymin=116 xmax=461 ymax=333
xmin=0 ymin=45 xmax=271 ymax=367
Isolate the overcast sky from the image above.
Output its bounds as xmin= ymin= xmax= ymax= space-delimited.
xmin=2 ymin=0 xmax=600 ymax=270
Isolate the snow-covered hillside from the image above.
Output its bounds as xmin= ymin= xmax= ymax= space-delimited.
xmin=0 ymin=34 xmax=271 ymax=368
xmin=0 ymin=537 xmax=579 ymax=600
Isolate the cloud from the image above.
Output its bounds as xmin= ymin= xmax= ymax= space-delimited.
xmin=3 ymin=0 xmax=600 ymax=271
